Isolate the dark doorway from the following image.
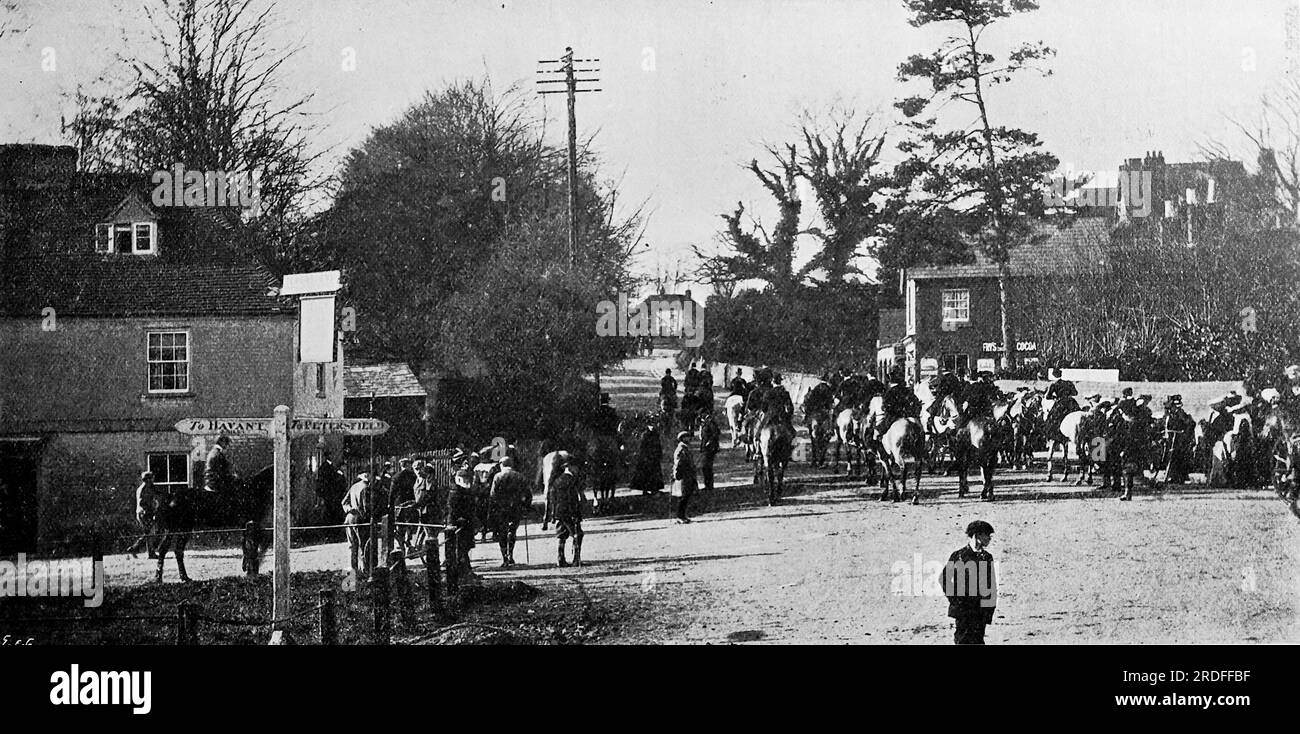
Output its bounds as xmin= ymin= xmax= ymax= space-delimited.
xmin=0 ymin=439 xmax=42 ymax=555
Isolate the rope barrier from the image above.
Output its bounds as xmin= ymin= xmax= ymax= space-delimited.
xmin=0 ymin=614 xmax=175 ymax=624
xmin=192 ymin=602 xmax=327 ymax=628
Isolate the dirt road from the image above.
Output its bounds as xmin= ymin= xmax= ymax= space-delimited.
xmin=94 ymin=350 xmax=1300 ymax=644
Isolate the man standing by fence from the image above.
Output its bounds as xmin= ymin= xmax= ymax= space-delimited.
xmin=489 ymin=457 xmax=531 ymax=567
xmin=342 ymin=472 xmax=371 ymax=578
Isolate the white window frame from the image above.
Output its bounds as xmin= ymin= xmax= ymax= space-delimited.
xmin=147 ymin=330 xmax=191 ymax=394
xmin=95 ymin=223 xmax=112 ymax=253
xmin=133 ymin=222 xmax=156 ymax=253
xmin=941 ymin=288 xmax=970 ymax=323
xmin=95 ymin=221 xmax=157 ymax=255
xmin=147 ymin=452 xmax=191 ymax=493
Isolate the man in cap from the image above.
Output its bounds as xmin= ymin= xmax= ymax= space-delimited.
xmin=488 ymin=457 xmax=532 ymax=567
xmin=204 ymin=435 xmax=239 ymax=494
xmin=925 ymin=367 xmax=964 ymax=433
xmin=446 ymin=453 xmax=477 ymax=576
xmin=546 ymin=454 xmax=586 ymax=567
xmin=342 ymin=472 xmax=371 ymax=577
xmin=1113 ymin=397 xmax=1153 ymax=500
xmin=671 ymin=431 xmax=698 ymax=523
xmin=937 ymin=520 xmax=998 ymax=644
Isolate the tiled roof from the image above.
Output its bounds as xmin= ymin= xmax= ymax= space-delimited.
xmin=0 ymin=254 xmax=287 ymax=317
xmin=908 ymin=218 xmax=1111 ymax=280
xmin=345 ymin=362 xmax=428 ymax=399
xmin=1 ymin=172 xmax=283 ymax=317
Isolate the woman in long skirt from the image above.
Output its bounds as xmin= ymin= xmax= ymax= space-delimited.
xmin=629 ymin=424 xmax=664 ymax=494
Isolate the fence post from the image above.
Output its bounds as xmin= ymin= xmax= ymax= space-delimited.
xmin=242 ymin=521 xmax=259 ymax=576
xmin=423 ymin=538 xmax=442 ymax=619
xmin=388 ymin=550 xmax=416 ymax=629
xmin=174 ymin=602 xmax=188 ymax=646
xmin=319 ymin=588 xmax=337 ymax=645
xmin=371 ymin=565 xmax=391 ymax=645
xmin=444 ymin=528 xmax=460 ymax=597
xmin=383 ymin=512 xmax=394 ymax=558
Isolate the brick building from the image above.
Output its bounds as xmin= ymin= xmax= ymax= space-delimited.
xmin=901 ymin=152 xmax=1249 ymax=384
xmin=0 ymin=144 xmax=343 ymax=551
xmin=902 ymin=218 xmax=1109 ymax=383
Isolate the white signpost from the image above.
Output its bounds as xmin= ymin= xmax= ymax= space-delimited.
xmin=176 ymin=410 xmax=389 ymax=633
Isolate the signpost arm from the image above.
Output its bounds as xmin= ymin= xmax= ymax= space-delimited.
xmin=273 ymin=405 xmax=291 ymax=629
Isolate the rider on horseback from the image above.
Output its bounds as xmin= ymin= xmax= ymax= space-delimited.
xmin=958 ymin=372 xmax=1000 ymax=428
xmin=729 ymin=368 xmax=750 ymax=398
xmin=878 ymin=368 xmax=921 ymax=438
xmin=926 ymin=367 xmax=963 ymax=432
xmin=1044 ymin=367 xmax=1080 ymax=437
xmin=763 ymin=373 xmax=794 ymax=429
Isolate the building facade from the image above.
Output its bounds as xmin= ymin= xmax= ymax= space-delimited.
xmin=0 ymin=145 xmax=342 ymax=551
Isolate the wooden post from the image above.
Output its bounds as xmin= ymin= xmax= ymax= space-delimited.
xmin=372 ymin=565 xmax=391 ymax=645
xmin=242 ymin=521 xmax=259 ymax=576
xmin=174 ymin=602 xmax=188 ymax=646
xmin=444 ymin=528 xmax=459 ymax=596
xmin=383 ymin=512 xmax=394 ymax=558
xmin=319 ymin=588 xmax=337 ymax=645
xmin=272 ymin=404 xmax=291 ymax=629
xmin=423 ymin=538 xmax=442 ymax=618
xmin=389 ymin=549 xmax=416 ymax=629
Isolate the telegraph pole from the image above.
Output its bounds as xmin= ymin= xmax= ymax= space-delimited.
xmin=537 ymin=47 xmax=601 ymax=266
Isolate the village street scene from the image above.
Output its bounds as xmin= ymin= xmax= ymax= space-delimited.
xmin=1 ymin=0 xmax=1299 ymax=651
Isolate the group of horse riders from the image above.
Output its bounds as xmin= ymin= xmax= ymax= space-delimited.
xmin=793 ymin=361 xmax=1300 ymax=502
xmin=660 ymin=364 xmax=716 ymax=432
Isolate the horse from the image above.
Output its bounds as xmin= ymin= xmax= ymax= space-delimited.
xmin=952 ymin=403 xmax=1011 ymax=501
xmin=802 ymin=382 xmax=836 ymax=468
xmin=872 ymin=412 xmax=925 ymax=503
xmin=833 ymin=406 xmax=866 ymax=475
xmin=659 ymin=393 xmax=677 ymax=434
xmin=1260 ymin=407 xmax=1300 ymax=500
xmin=753 ymin=411 xmax=794 ymax=505
xmin=1007 ymin=390 xmax=1044 ymax=470
xmin=920 ymin=395 xmax=960 ymax=475
xmin=154 ymin=485 xmax=196 ymax=583
xmin=586 ymin=434 xmax=621 ymax=514
xmin=724 ymin=394 xmax=747 ymax=449
xmin=539 ymin=450 xmax=585 ymax=530
xmin=1045 ymin=409 xmax=1101 ymax=485
xmin=805 ymin=406 xmax=834 ymax=467
xmin=1206 ymin=411 xmax=1254 ymax=488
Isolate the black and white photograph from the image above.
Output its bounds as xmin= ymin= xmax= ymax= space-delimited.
xmin=0 ymin=0 xmax=1296 ymax=698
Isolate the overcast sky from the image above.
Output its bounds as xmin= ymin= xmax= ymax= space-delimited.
xmin=3 ymin=0 xmax=1295 ymax=287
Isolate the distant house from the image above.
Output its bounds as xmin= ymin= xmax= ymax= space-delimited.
xmin=637 ymin=290 xmax=704 ymax=348
xmin=0 ymin=144 xmax=343 ymax=550
xmin=343 ymin=361 xmax=429 ymax=455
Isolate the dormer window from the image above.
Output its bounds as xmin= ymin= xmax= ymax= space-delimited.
xmin=95 ymin=220 xmax=157 ymax=255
